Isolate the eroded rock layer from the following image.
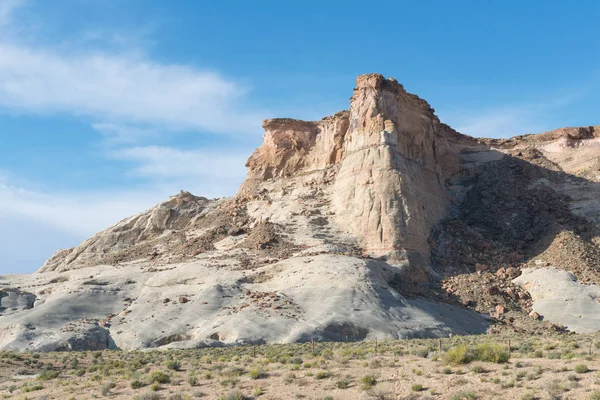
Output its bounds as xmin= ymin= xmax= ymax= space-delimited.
xmin=1 ymin=73 xmax=600 ymax=351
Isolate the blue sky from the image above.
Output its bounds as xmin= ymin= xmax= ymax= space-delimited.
xmin=1 ymin=0 xmax=600 ymax=274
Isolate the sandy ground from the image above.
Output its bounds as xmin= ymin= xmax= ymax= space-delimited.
xmin=2 ymin=334 xmax=600 ymax=399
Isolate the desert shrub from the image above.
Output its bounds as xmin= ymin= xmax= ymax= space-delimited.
xmin=248 ymin=367 xmax=266 ymax=379
xmin=188 ymin=374 xmax=198 ymax=386
xmin=411 ymin=383 xmax=423 ymax=392
xmin=101 ymin=382 xmax=116 ymax=396
xmin=134 ymin=394 xmax=161 ymax=400
xmin=149 ymin=370 xmax=170 ymax=383
xmin=369 ymin=383 xmax=395 ymax=400
xmin=336 ymin=378 xmax=350 ymax=389
xmin=166 ymin=360 xmax=181 ymax=371
xmin=575 ymin=363 xmax=589 ymax=373
xmin=443 ymin=345 xmax=471 ymax=365
xmin=471 ymin=364 xmax=486 ymax=373
xmin=589 ymin=391 xmax=600 ymax=400
xmin=219 ymin=390 xmax=246 ymax=400
xmin=38 ymin=369 xmax=60 ymax=380
xmin=315 ymin=370 xmax=330 ymax=379
xmin=252 ymin=386 xmax=263 ymax=396
xmin=360 ymin=374 xmax=376 ymax=390
xmin=450 ymin=391 xmax=477 ymax=400
xmin=23 ymin=382 xmax=44 ymax=392
xmin=131 ymin=379 xmax=147 ymax=389
xmin=474 ymin=343 xmax=509 ymax=363
xmin=283 ymin=372 xmax=295 ymax=384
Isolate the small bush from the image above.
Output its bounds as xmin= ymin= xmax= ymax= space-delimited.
xmin=283 ymin=372 xmax=295 ymax=384
xmin=149 ymin=370 xmax=170 ymax=383
xmin=315 ymin=370 xmax=330 ymax=380
xmin=589 ymin=391 xmax=600 ymax=400
xmin=249 ymin=367 xmax=266 ymax=379
xmin=360 ymin=374 xmax=376 ymax=390
xmin=188 ymin=374 xmax=198 ymax=386
xmin=443 ymin=345 xmax=471 ymax=365
xmin=575 ymin=364 xmax=590 ymax=374
xmin=23 ymin=382 xmax=44 ymax=392
xmin=471 ymin=364 xmax=486 ymax=373
xmin=474 ymin=343 xmax=509 ymax=363
xmin=335 ymin=378 xmax=350 ymax=389
xmin=38 ymin=370 xmax=60 ymax=380
xmin=131 ymin=380 xmax=147 ymax=389
xmin=252 ymin=385 xmax=263 ymax=396
xmin=411 ymin=383 xmax=423 ymax=392
xmin=219 ymin=390 xmax=246 ymax=400
xmin=450 ymin=391 xmax=477 ymax=400
xmin=101 ymin=382 xmax=116 ymax=397
xmin=166 ymin=360 xmax=182 ymax=371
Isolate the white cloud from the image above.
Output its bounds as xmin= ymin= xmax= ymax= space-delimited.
xmin=447 ymin=106 xmax=550 ymax=138
xmin=0 ymin=44 xmax=268 ymax=136
xmin=92 ymin=122 xmax=160 ymax=144
xmin=112 ymin=145 xmax=250 ymax=180
xmin=0 ymin=180 xmax=162 ymax=236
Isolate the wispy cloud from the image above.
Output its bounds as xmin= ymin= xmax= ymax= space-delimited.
xmin=0 ymin=45 xmax=267 ymax=136
xmin=448 ymin=106 xmax=550 ymax=138
xmin=112 ymin=145 xmax=249 ymax=181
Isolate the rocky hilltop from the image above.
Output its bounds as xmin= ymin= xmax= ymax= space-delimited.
xmin=1 ymin=74 xmax=599 ymax=351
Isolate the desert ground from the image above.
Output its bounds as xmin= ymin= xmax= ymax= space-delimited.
xmin=2 ymin=334 xmax=600 ymax=399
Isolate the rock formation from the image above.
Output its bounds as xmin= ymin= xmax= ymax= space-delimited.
xmin=1 ymin=73 xmax=599 ymax=351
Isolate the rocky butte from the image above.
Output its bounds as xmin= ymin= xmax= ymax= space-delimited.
xmin=1 ymin=74 xmax=599 ymax=351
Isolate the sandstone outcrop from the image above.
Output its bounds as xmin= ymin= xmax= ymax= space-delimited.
xmin=1 ymin=73 xmax=599 ymax=351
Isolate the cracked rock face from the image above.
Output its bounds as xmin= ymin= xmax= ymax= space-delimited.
xmin=1 ymin=73 xmax=600 ymax=351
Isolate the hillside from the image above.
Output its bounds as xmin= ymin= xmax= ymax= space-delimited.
xmin=0 ymin=73 xmax=599 ymax=351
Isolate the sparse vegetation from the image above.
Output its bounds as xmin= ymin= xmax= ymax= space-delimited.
xmin=0 ymin=334 xmax=597 ymax=398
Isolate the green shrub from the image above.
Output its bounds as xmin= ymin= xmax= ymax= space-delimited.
xmin=38 ymin=370 xmax=60 ymax=380
xmin=589 ymin=391 xmax=600 ymax=400
xmin=23 ymin=382 xmax=44 ymax=392
xmin=252 ymin=385 xmax=263 ymax=397
xmin=219 ymin=390 xmax=246 ymax=400
xmin=315 ymin=370 xmax=330 ymax=380
xmin=575 ymin=364 xmax=589 ymax=374
xmin=283 ymin=372 xmax=295 ymax=384
xmin=249 ymin=367 xmax=266 ymax=379
xmin=450 ymin=391 xmax=477 ymax=400
xmin=471 ymin=364 xmax=486 ymax=373
xmin=166 ymin=360 xmax=182 ymax=371
xmin=335 ymin=378 xmax=350 ymax=389
xmin=188 ymin=374 xmax=198 ymax=386
xmin=360 ymin=374 xmax=376 ymax=390
xmin=131 ymin=379 xmax=147 ymax=389
xmin=443 ymin=345 xmax=471 ymax=365
xmin=149 ymin=370 xmax=170 ymax=383
xmin=411 ymin=383 xmax=423 ymax=392
xmin=101 ymin=382 xmax=116 ymax=397
xmin=474 ymin=343 xmax=509 ymax=363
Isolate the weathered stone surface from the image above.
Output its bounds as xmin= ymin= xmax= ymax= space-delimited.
xmin=0 ymin=73 xmax=599 ymax=350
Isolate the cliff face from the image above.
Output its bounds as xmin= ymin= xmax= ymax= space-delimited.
xmin=240 ymin=74 xmax=458 ymax=276
xmin=1 ymin=73 xmax=600 ymax=352
xmin=332 ymin=74 xmax=449 ymax=266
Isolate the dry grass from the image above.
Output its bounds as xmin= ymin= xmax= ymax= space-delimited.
xmin=0 ymin=333 xmax=599 ymax=399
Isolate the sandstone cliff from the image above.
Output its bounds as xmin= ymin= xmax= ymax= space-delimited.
xmin=1 ymin=73 xmax=599 ymax=351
